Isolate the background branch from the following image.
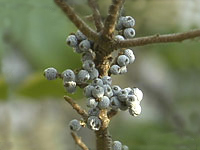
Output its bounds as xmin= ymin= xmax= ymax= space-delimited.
xmin=71 ymin=132 xmax=89 ymax=150
xmin=102 ymin=0 xmax=124 ymax=37
xmin=114 ymin=29 xmax=200 ymax=48
xmin=54 ymin=0 xmax=99 ymax=41
xmin=64 ymin=96 xmax=88 ymax=120
xmin=88 ymin=0 xmax=104 ymax=32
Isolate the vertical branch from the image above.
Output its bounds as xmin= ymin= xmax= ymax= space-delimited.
xmin=88 ymin=0 xmax=104 ymax=32
xmin=54 ymin=0 xmax=99 ymax=41
xmin=102 ymin=0 xmax=124 ymax=37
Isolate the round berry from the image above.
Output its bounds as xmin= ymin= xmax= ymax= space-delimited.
xmin=112 ymin=85 xmax=121 ymax=96
xmin=117 ymin=89 xmax=128 ymax=102
xmin=62 ymin=69 xmax=75 ymax=82
xmin=98 ymin=96 xmax=110 ymax=109
xmin=124 ymin=87 xmax=133 ymax=95
xmin=73 ymin=46 xmax=83 ymax=54
xmin=119 ymin=101 xmax=129 ymax=111
xmin=82 ymin=60 xmax=95 ymax=72
xmin=123 ymin=28 xmax=135 ymax=39
xmin=87 ymin=97 xmax=98 ymax=108
xmin=122 ymin=145 xmax=129 ymax=150
xmin=103 ymin=84 xmax=113 ymax=98
xmin=116 ymin=16 xmax=125 ymax=30
xmin=92 ymin=85 xmax=104 ymax=98
xmin=102 ymin=76 xmax=112 ymax=85
xmin=110 ymin=65 xmax=120 ymax=75
xmin=89 ymin=68 xmax=99 ymax=80
xmin=81 ymin=50 xmax=95 ymax=62
xmin=113 ymin=141 xmax=122 ymax=150
xmin=69 ymin=119 xmax=81 ymax=132
xmin=84 ymin=85 xmax=94 ymax=98
xmin=122 ymin=16 xmax=135 ymax=28
xmin=66 ymin=35 xmax=78 ymax=47
xmin=115 ymin=35 xmax=125 ymax=41
xmin=92 ymin=78 xmax=104 ymax=87
xmin=75 ymin=30 xmax=87 ymax=41
xmin=64 ymin=81 xmax=76 ymax=93
xmin=133 ymin=88 xmax=143 ymax=102
xmin=44 ymin=67 xmax=58 ymax=80
xmin=77 ymin=70 xmax=90 ymax=83
xmin=88 ymin=107 xmax=100 ymax=116
xmin=117 ymin=55 xmax=130 ymax=67
xmin=129 ymin=102 xmax=141 ymax=116
xmin=126 ymin=95 xmax=137 ymax=106
xmin=124 ymin=49 xmax=135 ymax=64
xmin=110 ymin=96 xmax=121 ymax=110
xmin=119 ymin=66 xmax=127 ymax=74
xmin=79 ymin=39 xmax=91 ymax=52
xmin=87 ymin=116 xmax=101 ymax=131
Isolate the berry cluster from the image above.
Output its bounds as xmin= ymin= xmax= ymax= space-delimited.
xmin=44 ymin=15 xmax=143 ymax=150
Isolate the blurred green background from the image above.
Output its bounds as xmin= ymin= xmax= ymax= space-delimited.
xmin=0 ymin=0 xmax=200 ymax=150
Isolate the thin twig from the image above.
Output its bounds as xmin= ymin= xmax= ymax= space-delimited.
xmin=88 ymin=0 xmax=104 ymax=32
xmin=113 ymin=29 xmax=200 ymax=48
xmin=71 ymin=132 xmax=89 ymax=150
xmin=102 ymin=0 xmax=124 ymax=37
xmin=64 ymin=95 xmax=88 ymax=119
xmin=54 ymin=0 xmax=99 ymax=41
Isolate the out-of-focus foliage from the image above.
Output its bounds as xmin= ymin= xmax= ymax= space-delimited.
xmin=0 ymin=77 xmax=8 ymax=99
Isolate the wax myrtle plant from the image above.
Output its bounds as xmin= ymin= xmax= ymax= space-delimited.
xmin=43 ymin=0 xmax=200 ymax=150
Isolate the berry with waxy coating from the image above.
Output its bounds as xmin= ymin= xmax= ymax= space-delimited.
xmin=115 ymin=35 xmax=125 ymax=41
xmin=116 ymin=16 xmax=125 ymax=30
xmin=73 ymin=46 xmax=83 ymax=53
xmin=119 ymin=101 xmax=129 ymax=111
xmin=103 ymin=84 xmax=113 ymax=98
xmin=89 ymin=68 xmax=99 ymax=80
xmin=113 ymin=141 xmax=122 ymax=150
xmin=112 ymin=85 xmax=121 ymax=96
xmin=84 ymin=85 xmax=94 ymax=98
xmin=133 ymin=87 xmax=143 ymax=102
xmin=122 ymin=16 xmax=135 ymax=28
xmin=119 ymin=66 xmax=127 ymax=74
xmin=44 ymin=67 xmax=58 ymax=80
xmin=81 ymin=50 xmax=96 ymax=62
xmin=122 ymin=145 xmax=129 ymax=150
xmin=110 ymin=96 xmax=121 ymax=110
xmin=98 ymin=96 xmax=110 ymax=109
xmin=129 ymin=100 xmax=141 ymax=116
xmin=102 ymin=76 xmax=112 ymax=85
xmin=66 ymin=35 xmax=78 ymax=47
xmin=62 ymin=69 xmax=75 ymax=82
xmin=82 ymin=60 xmax=95 ymax=71
xmin=87 ymin=97 xmax=98 ymax=108
xmin=87 ymin=116 xmax=101 ymax=131
xmin=117 ymin=55 xmax=130 ymax=67
xmin=126 ymin=94 xmax=137 ymax=106
xmin=92 ymin=78 xmax=104 ymax=87
xmin=69 ymin=119 xmax=81 ymax=132
xmin=110 ymin=65 xmax=120 ymax=75
xmin=123 ymin=28 xmax=135 ymax=39
xmin=92 ymin=85 xmax=104 ymax=98
xmin=118 ymin=89 xmax=128 ymax=102
xmin=64 ymin=81 xmax=77 ymax=93
xmin=79 ymin=39 xmax=91 ymax=52
xmin=124 ymin=87 xmax=133 ymax=95
xmin=124 ymin=49 xmax=135 ymax=64
xmin=88 ymin=107 xmax=100 ymax=116
xmin=77 ymin=70 xmax=90 ymax=83
xmin=75 ymin=30 xmax=86 ymax=41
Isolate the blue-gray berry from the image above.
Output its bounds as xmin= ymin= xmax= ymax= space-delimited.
xmin=122 ymin=16 xmax=135 ymax=28
xmin=89 ymin=68 xmax=99 ymax=80
xmin=123 ymin=28 xmax=135 ymax=39
xmin=84 ymin=85 xmax=94 ymax=98
xmin=44 ymin=67 xmax=58 ymax=80
xmin=92 ymin=78 xmax=104 ymax=87
xmin=77 ymin=70 xmax=90 ymax=83
xmin=103 ymin=84 xmax=113 ymax=98
xmin=92 ymin=85 xmax=104 ymax=98
xmin=69 ymin=119 xmax=81 ymax=132
xmin=64 ymin=81 xmax=77 ymax=93
xmin=113 ymin=141 xmax=122 ymax=150
xmin=133 ymin=87 xmax=143 ymax=102
xmin=119 ymin=101 xmax=129 ymax=111
xmin=116 ymin=16 xmax=125 ymax=30
xmin=87 ymin=97 xmax=98 ymax=108
xmin=73 ymin=46 xmax=83 ymax=54
xmin=122 ymin=145 xmax=129 ymax=150
xmin=119 ymin=66 xmax=127 ymax=74
xmin=81 ymin=50 xmax=95 ymax=62
xmin=102 ymin=76 xmax=112 ymax=85
xmin=110 ymin=65 xmax=120 ymax=75
xmin=126 ymin=95 xmax=137 ymax=107
xmin=124 ymin=49 xmax=135 ymax=64
xmin=129 ymin=102 xmax=141 ymax=116
xmin=98 ymin=96 xmax=110 ymax=109
xmin=88 ymin=107 xmax=100 ymax=116
xmin=79 ymin=39 xmax=91 ymax=52
xmin=124 ymin=87 xmax=133 ymax=95
xmin=117 ymin=55 xmax=130 ymax=67
xmin=75 ymin=30 xmax=87 ymax=41
xmin=62 ymin=69 xmax=75 ymax=82
xmin=117 ymin=89 xmax=128 ymax=102
xmin=82 ymin=60 xmax=95 ymax=72
xmin=66 ymin=35 xmax=78 ymax=47
xmin=112 ymin=85 xmax=121 ymax=96
xmin=115 ymin=35 xmax=125 ymax=41
xmin=110 ymin=96 xmax=121 ymax=110
xmin=87 ymin=116 xmax=101 ymax=131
